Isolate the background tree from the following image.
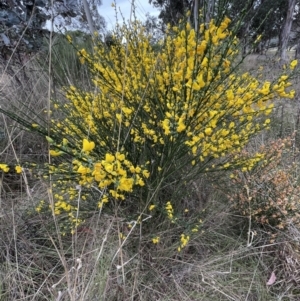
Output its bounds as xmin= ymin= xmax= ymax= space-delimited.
xmin=150 ymin=0 xmax=300 ymax=56
xmin=0 ymin=0 xmax=105 ymax=65
xmin=143 ymin=13 xmax=165 ymax=44
xmin=49 ymin=0 xmax=106 ymax=33
xmin=227 ymin=0 xmax=289 ymax=54
xmin=149 ymin=0 xmax=191 ymax=26
xmin=278 ymin=0 xmax=297 ymax=61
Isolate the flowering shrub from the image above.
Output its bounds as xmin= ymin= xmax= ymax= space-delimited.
xmin=0 ymin=16 xmax=297 ymax=248
xmin=228 ymin=136 xmax=300 ymax=240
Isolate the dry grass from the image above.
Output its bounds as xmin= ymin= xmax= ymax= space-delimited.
xmin=0 ymin=187 xmax=261 ymax=300
xmin=1 ymin=171 xmax=300 ymax=300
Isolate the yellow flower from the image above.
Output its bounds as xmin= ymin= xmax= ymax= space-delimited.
xmin=103 ymin=162 xmax=115 ymax=174
xmin=98 ymin=195 xmax=109 ymax=208
xmin=102 ymin=195 xmax=109 ymax=203
xmin=118 ymin=177 xmax=134 ymax=192
xmin=205 ymin=128 xmax=212 ymax=136
xmin=142 ymin=170 xmax=150 ymax=178
xmin=259 ymin=81 xmax=270 ymax=95
xmin=180 ymin=234 xmax=190 ymax=249
xmin=162 ymin=119 xmax=171 ymax=135
xmin=229 ymin=122 xmax=235 ymax=129
xmin=66 ymin=35 xmax=72 ymax=43
xmin=149 ymin=204 xmax=156 ymax=211
xmin=122 ymin=107 xmax=133 ymax=115
xmin=105 ymin=153 xmax=115 ymax=163
xmin=137 ymin=177 xmax=145 ymax=186
xmin=15 ymin=165 xmax=22 ymax=173
xmin=135 ymin=166 xmax=141 ymax=173
xmin=77 ymin=165 xmax=91 ymax=174
xmin=116 ymin=113 xmax=122 ymax=123
xmin=290 ymin=60 xmax=298 ymax=70
xmin=82 ymin=139 xmax=95 ymax=152
xmin=0 ymin=164 xmax=9 ymax=172
xmin=116 ymin=153 xmax=125 ymax=161
xmin=165 ymin=201 xmax=173 ymax=210
xmin=217 ymin=28 xmax=227 ymax=39
xmin=50 ymin=150 xmax=63 ymax=156
xmin=177 ymin=117 xmax=186 ymax=133
xmin=152 ymin=236 xmax=160 ymax=244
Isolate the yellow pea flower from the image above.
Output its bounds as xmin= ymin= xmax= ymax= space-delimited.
xmin=205 ymin=127 xmax=212 ymax=136
xmin=66 ymin=35 xmax=72 ymax=43
xmin=290 ymin=60 xmax=298 ymax=70
xmin=152 ymin=236 xmax=160 ymax=244
xmin=149 ymin=204 xmax=156 ymax=211
xmin=15 ymin=165 xmax=22 ymax=173
xmin=105 ymin=153 xmax=115 ymax=163
xmin=118 ymin=177 xmax=134 ymax=192
xmin=0 ymin=164 xmax=10 ymax=172
xmin=50 ymin=150 xmax=63 ymax=157
xmin=142 ymin=170 xmax=150 ymax=178
xmin=177 ymin=118 xmax=186 ymax=132
xmin=82 ymin=139 xmax=95 ymax=152
xmin=116 ymin=152 xmax=125 ymax=161
xmin=77 ymin=165 xmax=91 ymax=174
xmin=122 ymin=107 xmax=133 ymax=115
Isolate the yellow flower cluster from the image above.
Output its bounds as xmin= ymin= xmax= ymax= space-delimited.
xmin=178 ymin=233 xmax=190 ymax=252
xmin=71 ymin=150 xmax=149 ymax=199
xmin=27 ymin=16 xmax=296 ymax=237
xmin=68 ymin=19 xmax=294 ymax=173
xmin=91 ymin=151 xmax=149 ymax=200
xmin=53 ymin=200 xmax=74 ymax=215
xmin=165 ymin=201 xmax=175 ymax=222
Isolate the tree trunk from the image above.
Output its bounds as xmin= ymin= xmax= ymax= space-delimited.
xmin=198 ymin=0 xmax=212 ymax=23
xmin=82 ymin=0 xmax=95 ymax=35
xmin=295 ymin=39 xmax=300 ymax=59
xmin=193 ymin=0 xmax=199 ymax=30
xmin=279 ymin=0 xmax=296 ymax=62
